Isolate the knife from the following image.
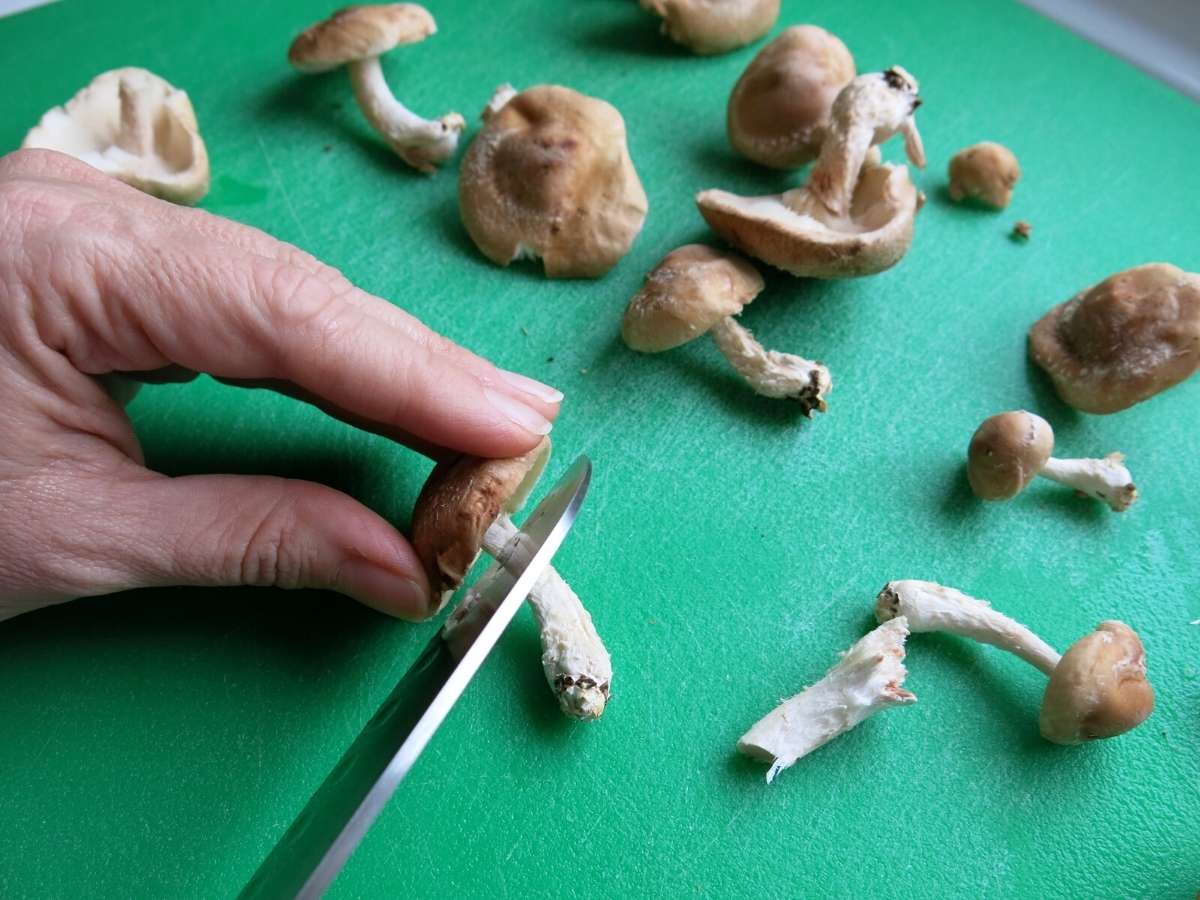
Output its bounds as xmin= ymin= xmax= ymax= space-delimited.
xmin=239 ymin=455 xmax=592 ymax=899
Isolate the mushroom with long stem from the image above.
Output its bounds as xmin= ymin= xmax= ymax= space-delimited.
xmin=875 ymin=580 xmax=1155 ymax=744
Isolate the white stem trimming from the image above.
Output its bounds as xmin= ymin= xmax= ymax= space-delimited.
xmin=708 ymin=316 xmax=831 ymax=416
xmin=737 ymin=618 xmax=916 ymax=783
xmin=483 ymin=83 xmax=517 ymax=121
xmin=875 ymin=580 xmax=1061 ymax=675
xmin=1039 ymin=454 xmax=1137 ymax=512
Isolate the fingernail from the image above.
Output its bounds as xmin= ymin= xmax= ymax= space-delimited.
xmin=337 ymin=560 xmax=430 ymax=619
xmin=484 ymin=388 xmax=553 ymax=435
xmin=498 ymin=369 xmax=564 ymax=404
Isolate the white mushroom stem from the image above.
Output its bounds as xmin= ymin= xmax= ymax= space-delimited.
xmin=346 ymin=56 xmax=465 ymax=173
xmin=1038 ymin=453 xmax=1137 ymax=512
xmin=709 ymin=316 xmax=831 ymax=416
xmin=483 ymin=83 xmax=517 ymax=121
xmin=875 ymin=580 xmax=1061 ymax=676
xmin=116 ymin=75 xmax=155 ymax=156
xmin=737 ymin=618 xmax=916 ymax=783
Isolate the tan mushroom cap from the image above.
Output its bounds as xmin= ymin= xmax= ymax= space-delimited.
xmin=459 ymin=85 xmax=648 ymax=279
xmin=966 ymin=411 xmax=1053 ymax=500
xmin=640 ymin=0 xmax=779 ymax=55
xmin=287 ymin=4 xmax=436 ymax=72
xmin=1029 ymin=263 xmax=1200 ymax=414
xmin=622 ymin=245 xmax=764 ymax=352
xmin=1040 ymin=621 xmax=1154 ymax=745
xmin=411 ymin=439 xmax=551 ymax=602
xmin=948 ymin=142 xmax=1020 ymax=208
xmin=727 ymin=25 xmax=856 ymax=169
xmin=21 ymin=67 xmax=209 ymax=204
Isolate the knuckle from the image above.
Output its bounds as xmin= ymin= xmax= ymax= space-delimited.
xmin=234 ymin=488 xmax=314 ymax=590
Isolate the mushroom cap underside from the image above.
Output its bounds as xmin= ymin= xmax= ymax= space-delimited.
xmin=288 ymin=3 xmax=437 ymax=72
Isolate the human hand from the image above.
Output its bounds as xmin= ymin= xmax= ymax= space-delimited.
xmin=0 ymin=149 xmax=562 ymax=623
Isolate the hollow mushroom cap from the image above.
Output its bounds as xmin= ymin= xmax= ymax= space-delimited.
xmin=948 ymin=141 xmax=1020 ymax=208
xmin=640 ymin=0 xmax=779 ymax=55
xmin=622 ymin=245 xmax=763 ymax=352
xmin=727 ymin=25 xmax=856 ymax=169
xmin=967 ymin=410 xmax=1054 ymax=501
xmin=1040 ymin=621 xmax=1154 ymax=745
xmin=21 ymin=67 xmax=210 ymax=204
xmin=287 ymin=4 xmax=436 ymax=72
xmin=459 ymin=85 xmax=648 ymax=278
xmin=1029 ymin=263 xmax=1200 ymax=414
xmin=410 ymin=439 xmax=550 ymax=603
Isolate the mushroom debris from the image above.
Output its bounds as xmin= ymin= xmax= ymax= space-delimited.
xmin=288 ymin=4 xmax=465 ymax=173
xmin=622 ymin=245 xmax=831 ymax=414
xmin=1029 ymin=263 xmax=1200 ymax=414
xmin=727 ymin=25 xmax=856 ymax=170
xmin=411 ymin=439 xmax=612 ymax=720
xmin=697 ymin=67 xmax=926 ymax=278
xmin=876 ymin=580 xmax=1155 ymax=745
xmin=21 ymin=67 xmax=210 ymax=204
xmin=967 ymin=410 xmax=1137 ymax=512
xmin=639 ymin=0 xmax=779 ymax=55
xmin=948 ymin=142 xmax=1020 ymax=208
xmin=458 ymin=84 xmax=648 ymax=278
xmin=737 ymin=618 xmax=916 ymax=783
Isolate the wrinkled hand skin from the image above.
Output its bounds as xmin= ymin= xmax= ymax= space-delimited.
xmin=0 ymin=149 xmax=559 ymax=624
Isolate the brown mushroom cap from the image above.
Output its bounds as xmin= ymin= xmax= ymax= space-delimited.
xmin=1029 ymin=263 xmax=1200 ymax=414
xmin=948 ymin=142 xmax=1020 ymax=208
xmin=459 ymin=85 xmax=648 ymax=279
xmin=967 ymin=410 xmax=1054 ymax=500
xmin=1040 ymin=621 xmax=1154 ymax=745
xmin=640 ymin=0 xmax=779 ymax=55
xmin=727 ymin=25 xmax=856 ymax=169
xmin=288 ymin=4 xmax=436 ymax=72
xmin=622 ymin=245 xmax=764 ymax=352
xmin=410 ymin=439 xmax=551 ymax=602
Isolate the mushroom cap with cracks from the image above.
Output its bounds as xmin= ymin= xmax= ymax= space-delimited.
xmin=967 ymin=410 xmax=1054 ymax=501
xmin=1029 ymin=263 xmax=1200 ymax=414
xmin=640 ymin=0 xmax=780 ymax=56
xmin=1040 ymin=621 xmax=1154 ymax=745
xmin=622 ymin=244 xmax=763 ymax=352
xmin=948 ymin=142 xmax=1021 ymax=209
xmin=287 ymin=3 xmax=436 ymax=72
xmin=459 ymin=85 xmax=649 ymax=279
xmin=410 ymin=438 xmax=550 ymax=604
xmin=727 ymin=25 xmax=856 ymax=169
xmin=21 ymin=67 xmax=210 ymax=204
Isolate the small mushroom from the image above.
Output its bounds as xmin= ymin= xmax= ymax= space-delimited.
xmin=458 ymin=84 xmax=648 ymax=278
xmin=948 ymin=142 xmax=1020 ymax=208
xmin=639 ymin=0 xmax=779 ymax=55
xmin=21 ymin=67 xmax=209 ymax=204
xmin=967 ymin=410 xmax=1137 ymax=512
xmin=411 ymin=439 xmax=612 ymax=720
xmin=622 ymin=245 xmax=831 ymax=414
xmin=726 ymin=25 xmax=856 ymax=169
xmin=288 ymin=4 xmax=464 ymax=173
xmin=738 ymin=617 xmax=916 ymax=783
xmin=1029 ymin=263 xmax=1200 ymax=414
xmin=697 ymin=67 xmax=925 ymax=278
xmin=876 ymin=580 xmax=1154 ymax=745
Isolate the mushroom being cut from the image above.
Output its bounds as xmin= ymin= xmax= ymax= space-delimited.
xmin=458 ymin=84 xmax=648 ymax=278
xmin=639 ymin=0 xmax=779 ymax=55
xmin=697 ymin=67 xmax=926 ymax=278
xmin=948 ymin=142 xmax=1020 ymax=208
xmin=622 ymin=245 xmax=831 ymax=414
xmin=1029 ymin=263 xmax=1200 ymax=414
xmin=21 ymin=67 xmax=210 ymax=204
xmin=967 ymin=410 xmax=1137 ymax=512
xmin=876 ymin=580 xmax=1154 ymax=745
xmin=288 ymin=4 xmax=464 ymax=173
xmin=738 ymin=617 xmax=916 ymax=783
xmin=411 ymin=439 xmax=612 ymax=720
xmin=726 ymin=25 xmax=856 ymax=170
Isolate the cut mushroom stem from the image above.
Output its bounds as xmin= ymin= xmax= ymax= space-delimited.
xmin=1039 ymin=453 xmax=1137 ymax=512
xmin=737 ymin=617 xmax=916 ymax=783
xmin=116 ymin=76 xmax=155 ymax=157
xmin=708 ymin=316 xmax=830 ymax=412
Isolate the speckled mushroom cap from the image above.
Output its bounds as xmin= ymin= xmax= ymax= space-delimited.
xmin=1040 ymin=621 xmax=1154 ymax=745
xmin=966 ymin=411 xmax=1054 ymax=500
xmin=411 ymin=439 xmax=551 ymax=602
xmin=458 ymin=84 xmax=648 ymax=278
xmin=640 ymin=0 xmax=779 ymax=55
xmin=727 ymin=25 xmax=856 ymax=169
xmin=1029 ymin=263 xmax=1200 ymax=414
xmin=622 ymin=245 xmax=764 ymax=352
xmin=287 ymin=4 xmax=436 ymax=72
xmin=948 ymin=142 xmax=1020 ymax=208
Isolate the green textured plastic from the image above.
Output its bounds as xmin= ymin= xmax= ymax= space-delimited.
xmin=1 ymin=0 xmax=1197 ymax=897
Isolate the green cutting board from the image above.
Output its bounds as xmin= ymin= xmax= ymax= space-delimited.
xmin=1 ymin=0 xmax=1198 ymax=896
